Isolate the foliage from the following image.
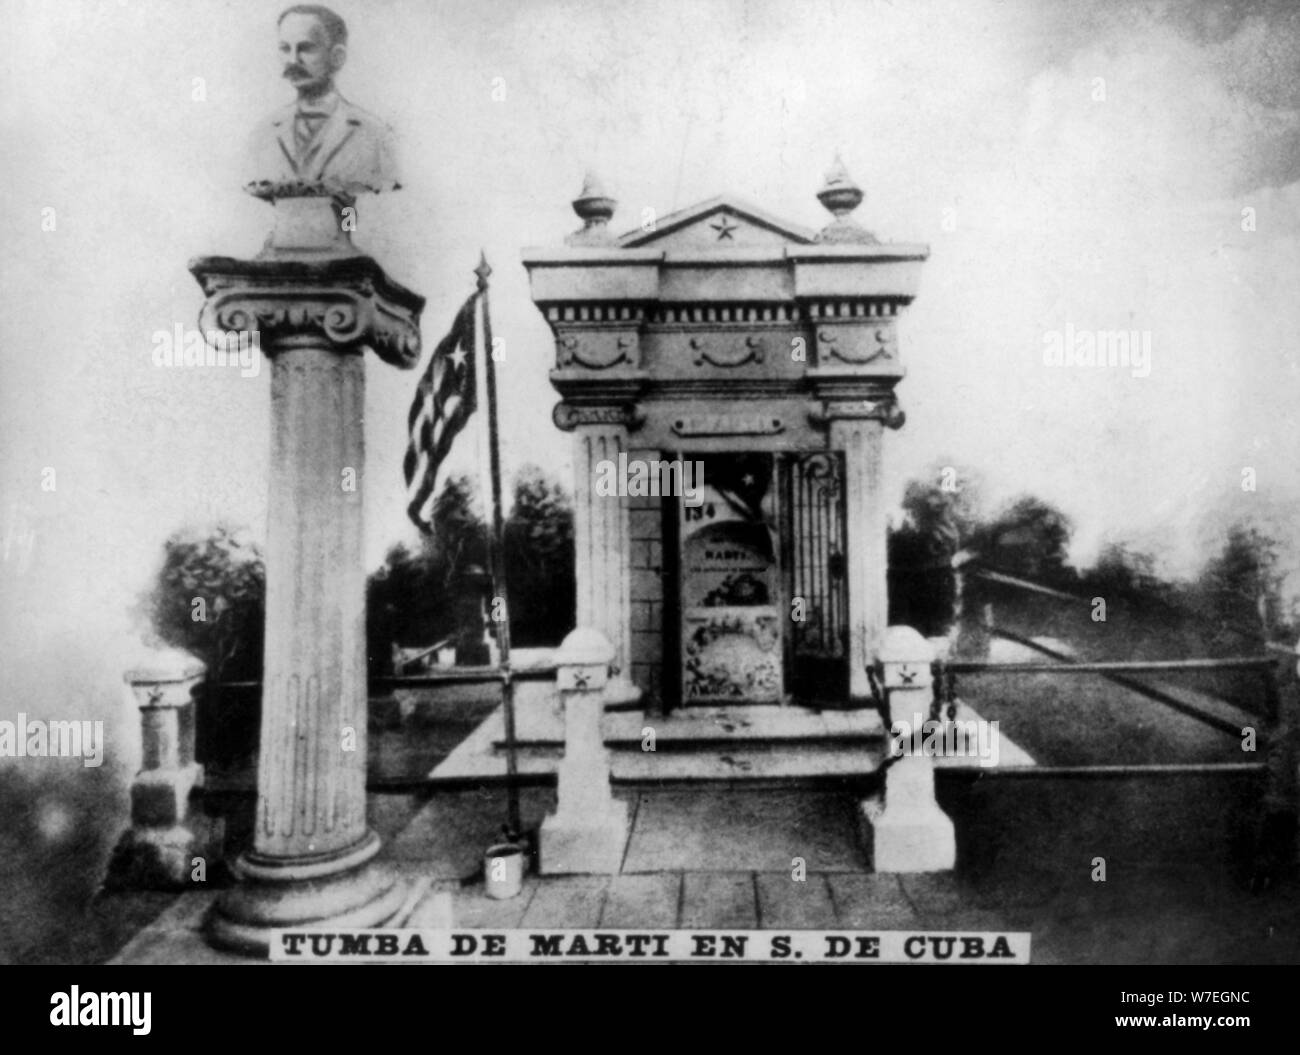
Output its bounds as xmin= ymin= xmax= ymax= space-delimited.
xmin=971 ymin=494 xmax=1075 ymax=585
xmin=1187 ymin=521 xmax=1281 ymax=652
xmin=144 ymin=524 xmax=265 ymax=682
xmin=1079 ymin=541 xmax=1165 ymax=604
xmin=504 ymin=464 xmax=575 ymax=647
xmin=367 ymin=474 xmax=490 ymax=669
xmin=897 ymin=461 xmax=984 ymax=557
xmin=150 ymin=467 xmax=578 ymax=684
xmin=887 ymin=462 xmax=984 ymax=635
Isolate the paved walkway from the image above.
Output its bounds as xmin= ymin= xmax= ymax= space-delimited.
xmin=111 ymin=780 xmax=1300 ymax=965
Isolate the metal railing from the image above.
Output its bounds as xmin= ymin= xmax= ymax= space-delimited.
xmin=932 ymin=646 xmax=1285 ymax=780
xmin=213 ymin=663 xmax=557 ymax=693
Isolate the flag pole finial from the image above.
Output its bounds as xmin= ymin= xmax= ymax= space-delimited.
xmin=474 ymin=251 xmax=492 ymax=290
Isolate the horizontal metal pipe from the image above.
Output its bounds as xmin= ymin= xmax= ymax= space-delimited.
xmin=941 ymin=657 xmax=1277 ymax=674
xmin=376 ymin=668 xmax=554 ymax=688
xmin=941 ymin=762 xmax=1268 ymax=779
xmin=213 ymin=666 xmax=557 ymax=692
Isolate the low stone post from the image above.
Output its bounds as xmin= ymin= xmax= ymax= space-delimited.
xmin=106 ymin=647 xmax=215 ymax=889
xmin=539 ymin=628 xmax=629 ymax=874
xmin=861 ymin=625 xmax=956 ymax=872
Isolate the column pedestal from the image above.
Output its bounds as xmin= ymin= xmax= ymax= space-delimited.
xmin=191 ymin=230 xmax=424 ymax=955
xmin=106 ymin=648 xmax=216 ymax=890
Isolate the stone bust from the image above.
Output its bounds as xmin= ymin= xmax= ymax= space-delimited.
xmin=245 ymin=5 xmax=400 ymax=202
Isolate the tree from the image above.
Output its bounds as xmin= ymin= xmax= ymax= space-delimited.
xmin=145 ymin=524 xmax=265 ymax=683
xmin=972 ymin=495 xmax=1075 ymax=585
xmin=367 ymin=474 xmax=491 ymax=666
xmin=1084 ymin=541 xmax=1164 ymax=604
xmin=887 ymin=463 xmax=983 ymax=635
xmin=897 ymin=462 xmax=984 ymax=556
xmin=1194 ymin=522 xmax=1280 ymax=652
xmin=424 ymin=474 xmax=490 ymax=596
xmin=504 ymin=465 xmax=575 ymax=646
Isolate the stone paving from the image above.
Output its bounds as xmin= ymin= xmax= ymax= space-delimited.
xmin=111 ymin=781 xmax=1300 ymax=965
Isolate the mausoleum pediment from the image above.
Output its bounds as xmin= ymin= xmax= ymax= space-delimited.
xmin=617 ymin=196 xmax=818 ymax=251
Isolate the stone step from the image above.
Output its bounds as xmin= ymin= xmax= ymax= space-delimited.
xmin=491 ymin=705 xmax=887 ymax=752
xmin=430 ymin=698 xmax=1033 ymax=788
xmin=431 ymin=741 xmax=889 ymax=788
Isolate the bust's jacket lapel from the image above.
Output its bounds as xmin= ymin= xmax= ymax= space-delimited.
xmin=308 ymin=101 xmax=361 ymax=182
xmin=269 ymin=106 xmax=302 ymax=177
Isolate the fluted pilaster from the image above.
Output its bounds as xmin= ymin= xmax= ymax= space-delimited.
xmin=571 ymin=423 xmax=632 ymax=677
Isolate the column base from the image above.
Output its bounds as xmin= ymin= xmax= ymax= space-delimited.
xmin=603 ymin=675 xmax=644 ymax=710
xmin=859 ymin=794 xmax=956 ymax=873
xmin=539 ymin=801 xmax=629 ymax=875
xmin=204 ymin=831 xmax=407 ymax=956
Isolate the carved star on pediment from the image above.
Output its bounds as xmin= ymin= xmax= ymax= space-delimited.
xmin=710 ymin=215 xmax=739 ymax=240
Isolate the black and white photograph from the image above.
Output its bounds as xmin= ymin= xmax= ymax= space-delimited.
xmin=1 ymin=0 xmax=1298 ymax=1001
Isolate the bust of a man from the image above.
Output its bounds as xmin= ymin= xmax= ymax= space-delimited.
xmin=245 ymin=5 xmax=399 ymax=202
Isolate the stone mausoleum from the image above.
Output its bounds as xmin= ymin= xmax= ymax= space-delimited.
xmin=523 ymin=160 xmax=928 ymax=713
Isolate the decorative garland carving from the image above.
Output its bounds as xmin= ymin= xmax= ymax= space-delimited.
xmin=819 ymin=325 xmax=895 ymax=365
xmin=557 ymin=333 xmax=635 ymax=370
xmin=690 ymin=335 xmax=765 ymax=368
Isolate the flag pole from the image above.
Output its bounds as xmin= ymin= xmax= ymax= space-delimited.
xmin=475 ymin=251 xmax=522 ymax=840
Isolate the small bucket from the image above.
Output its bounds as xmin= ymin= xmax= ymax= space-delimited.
xmin=484 ymin=842 xmax=525 ymax=900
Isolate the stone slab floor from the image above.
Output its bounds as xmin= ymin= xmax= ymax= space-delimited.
xmin=110 ymin=778 xmax=1300 ymax=965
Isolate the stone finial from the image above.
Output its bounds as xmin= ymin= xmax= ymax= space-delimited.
xmin=556 ymin=626 xmax=616 ymax=667
xmin=567 ymin=172 xmax=618 ymax=246
xmin=816 ymin=155 xmax=878 ymax=245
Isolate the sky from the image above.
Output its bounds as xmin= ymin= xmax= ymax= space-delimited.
xmin=2 ymin=0 xmax=1299 ymax=736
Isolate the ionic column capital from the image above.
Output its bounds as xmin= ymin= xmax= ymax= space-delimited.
xmin=553 ymin=401 xmax=646 ymax=433
xmin=190 ymin=255 xmax=425 ymax=368
xmin=810 ymin=396 xmax=905 ymax=430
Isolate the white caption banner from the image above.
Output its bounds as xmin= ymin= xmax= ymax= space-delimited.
xmin=269 ymin=929 xmax=1031 ymax=963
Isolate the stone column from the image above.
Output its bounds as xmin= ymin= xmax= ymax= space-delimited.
xmin=831 ymin=414 xmax=889 ymax=703
xmin=192 ymin=212 xmax=424 ymax=954
xmin=539 ymin=628 xmax=630 ymax=874
xmin=571 ymin=421 xmax=633 ymax=680
xmin=860 ymin=625 xmax=956 ymax=872
xmin=106 ymin=647 xmax=213 ymax=890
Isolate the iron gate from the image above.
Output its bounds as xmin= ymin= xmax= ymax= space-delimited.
xmin=779 ymin=452 xmax=849 ymax=702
